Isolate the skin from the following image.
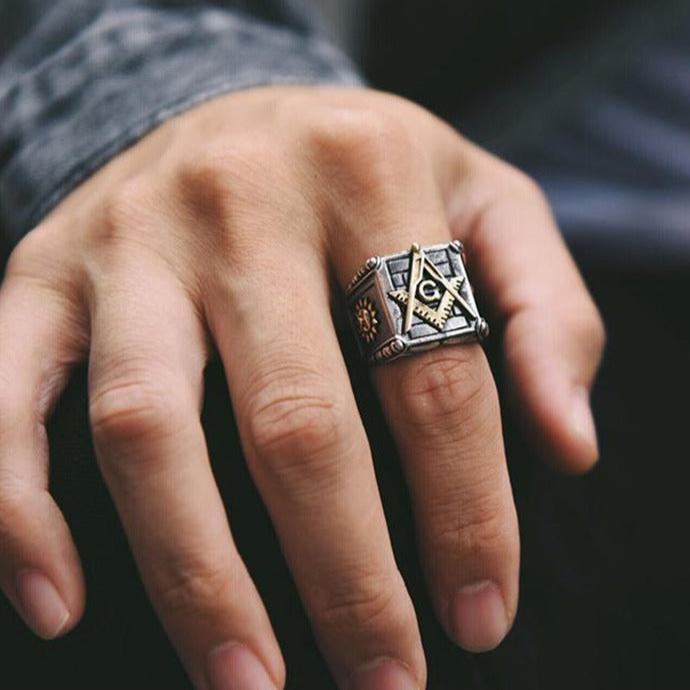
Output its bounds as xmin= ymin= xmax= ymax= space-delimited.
xmin=0 ymin=86 xmax=605 ymax=690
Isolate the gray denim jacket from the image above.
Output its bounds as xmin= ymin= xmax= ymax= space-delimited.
xmin=0 ymin=0 xmax=362 ymax=249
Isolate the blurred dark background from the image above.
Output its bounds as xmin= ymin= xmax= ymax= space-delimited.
xmin=364 ymin=0 xmax=638 ymax=118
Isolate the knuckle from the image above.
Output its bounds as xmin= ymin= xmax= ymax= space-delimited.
xmin=501 ymin=165 xmax=548 ymax=206
xmin=176 ymin=143 xmax=236 ymax=196
xmin=247 ymin=388 xmax=342 ymax=465
xmin=156 ymin=556 xmax=232 ymax=618
xmin=3 ymin=235 xmax=81 ymax=332
xmin=89 ymin=376 xmax=184 ymax=446
xmin=173 ymin=141 xmax=285 ymax=261
xmin=102 ymin=178 xmax=157 ymax=231
xmin=316 ymin=571 xmax=410 ymax=636
xmin=5 ymin=230 xmax=44 ymax=276
xmin=242 ymin=362 xmax=349 ymax=488
xmin=398 ymin=351 xmax=497 ymax=429
xmin=430 ymin=497 xmax=518 ymax=566
xmin=249 ymin=394 xmax=339 ymax=457
xmin=308 ymin=104 xmax=404 ymax=151
xmin=175 ymin=141 xmax=269 ymax=217
xmin=93 ymin=177 xmax=161 ymax=250
xmin=302 ymin=104 xmax=419 ymax=192
xmin=5 ymin=224 xmax=63 ymax=284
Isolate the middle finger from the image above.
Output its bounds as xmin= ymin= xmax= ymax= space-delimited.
xmin=206 ymin=235 xmax=425 ymax=690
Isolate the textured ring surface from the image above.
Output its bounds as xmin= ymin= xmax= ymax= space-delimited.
xmin=346 ymin=241 xmax=489 ymax=364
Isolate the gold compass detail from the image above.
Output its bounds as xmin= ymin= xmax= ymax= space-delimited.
xmin=389 ymin=243 xmax=477 ymax=333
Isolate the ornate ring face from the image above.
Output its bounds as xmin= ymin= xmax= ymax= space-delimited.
xmin=346 ymin=241 xmax=489 ymax=364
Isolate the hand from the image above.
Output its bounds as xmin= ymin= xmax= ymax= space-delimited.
xmin=0 ymin=87 xmax=604 ymax=690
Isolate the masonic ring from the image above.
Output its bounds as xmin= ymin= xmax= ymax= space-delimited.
xmin=346 ymin=241 xmax=489 ymax=364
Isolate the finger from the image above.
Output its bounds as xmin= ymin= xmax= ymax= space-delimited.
xmin=206 ymin=238 xmax=425 ymax=690
xmin=447 ymin=153 xmax=606 ymax=473
xmin=323 ymin=113 xmax=520 ymax=653
xmin=0 ymin=267 xmax=87 ymax=639
xmin=87 ymin=257 xmax=284 ymax=690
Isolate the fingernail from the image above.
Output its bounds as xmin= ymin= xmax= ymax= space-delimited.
xmin=15 ymin=569 xmax=70 ymax=640
xmin=571 ymin=387 xmax=599 ymax=461
xmin=349 ymin=658 xmax=419 ymax=690
xmin=206 ymin=642 xmax=276 ymax=690
xmin=450 ymin=580 xmax=508 ymax=652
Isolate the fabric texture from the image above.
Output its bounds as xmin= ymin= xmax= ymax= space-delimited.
xmin=0 ymin=0 xmax=362 ymax=247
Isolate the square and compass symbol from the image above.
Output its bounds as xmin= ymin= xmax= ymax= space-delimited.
xmin=346 ymin=241 xmax=488 ymax=363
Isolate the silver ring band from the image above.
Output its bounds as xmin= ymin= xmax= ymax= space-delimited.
xmin=346 ymin=241 xmax=489 ymax=364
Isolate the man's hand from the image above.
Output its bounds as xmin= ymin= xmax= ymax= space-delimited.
xmin=0 ymin=87 xmax=604 ymax=690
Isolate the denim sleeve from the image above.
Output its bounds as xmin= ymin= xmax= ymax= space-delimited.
xmin=0 ymin=1 xmax=363 ymax=247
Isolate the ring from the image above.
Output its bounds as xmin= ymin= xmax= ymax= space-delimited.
xmin=346 ymin=241 xmax=489 ymax=364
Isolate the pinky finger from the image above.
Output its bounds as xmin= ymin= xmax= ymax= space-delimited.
xmin=0 ymin=271 xmax=87 ymax=638
xmin=454 ymin=163 xmax=606 ymax=472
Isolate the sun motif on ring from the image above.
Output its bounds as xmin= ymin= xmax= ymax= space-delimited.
xmin=354 ymin=297 xmax=379 ymax=343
